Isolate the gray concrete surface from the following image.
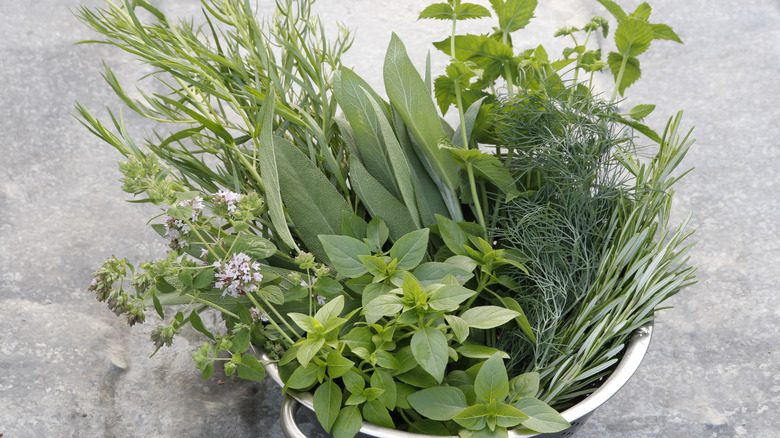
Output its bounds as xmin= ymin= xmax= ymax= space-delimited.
xmin=1 ymin=0 xmax=778 ymax=437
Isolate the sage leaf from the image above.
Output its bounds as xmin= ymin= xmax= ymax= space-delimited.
xmin=256 ymin=89 xmax=297 ymax=251
xmin=231 ymin=234 xmax=276 ymax=260
xmin=274 ymin=136 xmax=351 ymax=263
xmin=384 ymin=33 xmax=460 ymax=206
xmin=407 ymin=386 xmax=468 ymax=421
xmin=314 ymin=379 xmax=342 ymax=432
xmin=349 ymin=156 xmax=418 ymax=241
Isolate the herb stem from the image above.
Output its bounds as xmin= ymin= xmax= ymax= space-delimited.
xmin=465 ymin=162 xmax=487 ymax=237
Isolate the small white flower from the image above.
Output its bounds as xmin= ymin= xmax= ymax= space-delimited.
xmin=214 ymin=252 xmax=264 ymax=298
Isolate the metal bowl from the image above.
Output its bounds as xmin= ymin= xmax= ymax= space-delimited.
xmin=262 ymin=321 xmax=653 ymax=438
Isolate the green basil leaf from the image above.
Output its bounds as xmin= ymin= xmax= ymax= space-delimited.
xmin=407 ymin=386 xmax=468 ymax=421
xmin=326 ymin=350 xmax=355 ymax=379
xmin=494 ymin=403 xmax=529 ymax=428
xmin=474 ymin=353 xmax=509 ymax=403
xmin=452 ymin=403 xmax=488 ymax=430
xmin=428 ymin=284 xmax=476 ymax=311
xmin=456 ymin=342 xmax=510 ymax=359
xmin=366 ymin=216 xmax=390 ymax=252
xmin=286 ymin=362 xmax=320 ymax=389
xmin=513 ymin=397 xmax=570 ymax=433
xmin=237 ymin=354 xmax=266 ymax=382
xmin=332 ymin=405 xmax=363 ymax=438
xmin=411 ymin=326 xmax=449 ymax=383
xmin=460 ymin=306 xmax=519 ymax=329
xmin=444 ymin=314 xmax=470 ymax=344
xmin=390 ymin=228 xmax=430 ymax=270
xmin=362 ymin=400 xmax=394 ymax=429
xmin=370 ymin=370 xmax=397 ymax=410
xmin=314 ymin=295 xmax=345 ymax=325
xmin=319 ymin=235 xmax=372 ymax=277
xmin=508 ymin=372 xmax=540 ymax=402
xmin=314 ymin=379 xmax=342 ymax=432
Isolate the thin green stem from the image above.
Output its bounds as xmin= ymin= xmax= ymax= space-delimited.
xmin=611 ymin=53 xmax=629 ymax=102
xmin=454 ymin=82 xmax=469 ymax=148
xmin=502 ymin=31 xmax=515 ymax=94
xmin=186 ymin=294 xmax=239 ymax=320
xmin=466 ymin=162 xmax=487 ymax=237
xmin=245 ymin=293 xmax=298 ymax=346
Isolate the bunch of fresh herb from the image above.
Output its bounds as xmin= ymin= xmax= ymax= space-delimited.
xmin=79 ymin=0 xmax=694 ymax=436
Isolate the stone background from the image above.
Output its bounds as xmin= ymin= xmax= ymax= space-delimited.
xmin=1 ymin=0 xmax=778 ymax=437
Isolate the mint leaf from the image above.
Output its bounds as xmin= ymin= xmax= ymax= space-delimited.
xmin=418 ymin=2 xmax=455 ymax=20
xmin=491 ymin=0 xmax=537 ymax=34
xmin=651 ymin=23 xmax=683 ymax=43
xmin=596 ymin=0 xmax=627 ymax=21
xmin=615 ymin=18 xmax=653 ymax=57
xmin=607 ymin=52 xmax=641 ymax=97
xmin=629 ymin=104 xmax=656 ymax=121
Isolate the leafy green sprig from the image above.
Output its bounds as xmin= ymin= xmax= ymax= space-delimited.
xmin=276 ymin=219 xmax=562 ymax=437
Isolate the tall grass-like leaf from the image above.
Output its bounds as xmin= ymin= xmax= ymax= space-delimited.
xmin=392 ymin=110 xmax=450 ymax=225
xmin=384 ymin=33 xmax=462 ymax=220
xmin=255 ymin=89 xmax=297 ymax=252
xmin=348 ymin=156 xmax=417 ymax=242
xmin=333 ymin=68 xmax=398 ymax=198
xmin=274 ymin=136 xmax=351 ymax=262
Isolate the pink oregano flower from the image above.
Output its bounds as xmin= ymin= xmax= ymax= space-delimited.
xmin=214 ymin=252 xmax=263 ymax=298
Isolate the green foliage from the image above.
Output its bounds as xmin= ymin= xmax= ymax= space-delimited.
xmin=81 ymin=0 xmax=694 ymax=437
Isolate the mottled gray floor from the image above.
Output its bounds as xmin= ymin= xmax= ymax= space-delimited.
xmin=1 ymin=0 xmax=778 ymax=437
